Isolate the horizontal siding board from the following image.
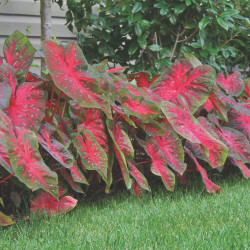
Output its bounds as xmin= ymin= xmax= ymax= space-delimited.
xmin=0 ymin=0 xmax=67 ymax=17
xmin=0 ymin=15 xmax=75 ymax=37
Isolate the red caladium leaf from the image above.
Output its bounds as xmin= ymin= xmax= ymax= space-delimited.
xmin=0 ymin=211 xmax=15 ymax=227
xmin=216 ymin=90 xmax=250 ymax=117
xmin=128 ymin=161 xmax=150 ymax=191
xmin=132 ymin=117 xmax=166 ymax=136
xmin=133 ymin=180 xmax=141 ymax=198
xmin=216 ymin=127 xmax=250 ymax=163
xmin=72 ymin=130 xmax=108 ymax=180
xmin=216 ymin=72 xmax=244 ymax=97
xmin=145 ymin=139 xmax=175 ymax=191
xmin=1 ymin=64 xmax=45 ymax=131
xmin=0 ymin=63 xmax=17 ymax=97
xmin=151 ymin=61 xmax=215 ymax=113
xmin=106 ymin=120 xmax=132 ymax=189
xmin=69 ymin=164 xmax=89 ymax=184
xmin=90 ymin=63 xmax=116 ymax=100
xmin=4 ymin=81 xmax=46 ymax=131
xmin=42 ymin=41 xmax=112 ymax=119
xmin=0 ymin=83 xmax=11 ymax=110
xmin=161 ymin=96 xmax=228 ymax=168
xmin=227 ymin=109 xmax=250 ymax=140
xmin=113 ymin=122 xmax=134 ymax=159
xmin=26 ymin=71 xmax=48 ymax=83
xmin=244 ymin=79 xmax=250 ymax=97
xmin=107 ymin=67 xmax=127 ymax=74
xmin=185 ymin=147 xmax=221 ymax=194
xmin=198 ymin=117 xmax=221 ymax=140
xmin=119 ymin=88 xmax=161 ymax=123
xmin=30 ymin=190 xmax=77 ymax=216
xmin=0 ymin=55 xmax=2 ymax=65
xmin=77 ymin=108 xmax=109 ymax=154
xmin=203 ymin=98 xmax=213 ymax=112
xmin=60 ymin=168 xmax=84 ymax=194
xmin=204 ymin=90 xmax=228 ymax=121
xmin=0 ymin=155 xmax=13 ymax=174
xmin=0 ymin=110 xmax=15 ymax=173
xmin=143 ymin=121 xmax=167 ymax=136
xmin=184 ymin=140 xmax=207 ymax=162
xmin=111 ymin=103 xmax=136 ymax=128
xmin=207 ymin=113 xmax=220 ymax=127
xmin=37 ymin=123 xmax=75 ymax=169
xmin=6 ymin=128 xmax=58 ymax=197
xmin=127 ymin=72 xmax=160 ymax=88
xmin=52 ymin=114 xmax=74 ymax=147
xmin=154 ymin=124 xmax=187 ymax=175
xmin=3 ymin=30 xmax=35 ymax=77
xmin=230 ymin=158 xmax=250 ymax=179
xmin=141 ymin=87 xmax=162 ymax=104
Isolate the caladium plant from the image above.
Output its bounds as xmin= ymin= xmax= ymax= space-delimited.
xmin=0 ymin=31 xmax=249 ymax=226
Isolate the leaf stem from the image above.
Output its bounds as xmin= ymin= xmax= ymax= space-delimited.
xmin=61 ymin=99 xmax=67 ymax=117
xmin=220 ymin=24 xmax=250 ymax=48
xmin=170 ymin=28 xmax=180 ymax=61
xmin=48 ymin=91 xmax=62 ymax=122
xmin=135 ymin=161 xmax=151 ymax=166
xmin=49 ymin=84 xmax=55 ymax=110
xmin=0 ymin=173 xmax=15 ymax=184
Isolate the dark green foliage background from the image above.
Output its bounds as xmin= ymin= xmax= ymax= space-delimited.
xmin=55 ymin=0 xmax=249 ymax=77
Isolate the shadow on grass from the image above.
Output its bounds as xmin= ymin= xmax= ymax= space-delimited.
xmin=77 ymin=167 xmax=246 ymax=211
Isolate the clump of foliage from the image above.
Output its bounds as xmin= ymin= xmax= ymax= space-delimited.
xmin=0 ymin=31 xmax=249 ymax=226
xmin=56 ymin=0 xmax=250 ymax=77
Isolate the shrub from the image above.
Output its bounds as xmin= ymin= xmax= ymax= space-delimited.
xmin=56 ymin=0 xmax=249 ymax=76
xmin=0 ymin=31 xmax=249 ymax=226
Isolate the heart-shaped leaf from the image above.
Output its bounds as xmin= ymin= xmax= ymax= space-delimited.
xmin=77 ymin=108 xmax=109 ymax=154
xmin=230 ymin=158 xmax=250 ymax=179
xmin=106 ymin=120 xmax=132 ymax=189
xmin=216 ymin=127 xmax=250 ymax=163
xmin=151 ymin=61 xmax=215 ymax=113
xmin=69 ymin=164 xmax=88 ymax=184
xmin=4 ymin=81 xmax=46 ymax=131
xmin=37 ymin=123 xmax=74 ymax=169
xmin=72 ymin=130 xmax=108 ymax=180
xmin=161 ymin=97 xmax=228 ymax=168
xmin=227 ymin=109 xmax=250 ymax=140
xmin=185 ymin=147 xmax=221 ymax=193
xmin=6 ymin=128 xmax=58 ymax=197
xmin=204 ymin=90 xmax=228 ymax=121
xmin=4 ymin=30 xmax=35 ymax=77
xmin=145 ymin=139 xmax=175 ymax=191
xmin=60 ymin=168 xmax=85 ymax=193
xmin=216 ymin=72 xmax=244 ymax=97
xmin=128 ymin=161 xmax=150 ymax=191
xmin=154 ymin=124 xmax=187 ymax=175
xmin=30 ymin=190 xmax=77 ymax=216
xmin=119 ymin=88 xmax=161 ymax=123
xmin=42 ymin=41 xmax=111 ymax=118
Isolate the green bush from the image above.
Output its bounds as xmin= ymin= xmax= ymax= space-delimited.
xmin=56 ymin=0 xmax=249 ymax=77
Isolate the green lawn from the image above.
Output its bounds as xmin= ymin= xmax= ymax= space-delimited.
xmin=1 ymin=174 xmax=249 ymax=249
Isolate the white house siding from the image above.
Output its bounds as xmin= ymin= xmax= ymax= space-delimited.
xmin=0 ymin=0 xmax=76 ymax=73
